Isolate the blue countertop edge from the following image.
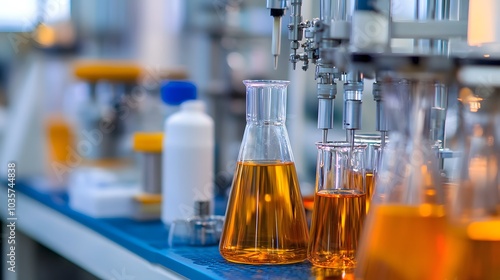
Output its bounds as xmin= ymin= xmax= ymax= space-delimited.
xmin=3 ymin=181 xmax=316 ymax=280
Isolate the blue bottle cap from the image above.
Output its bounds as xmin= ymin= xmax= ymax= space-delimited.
xmin=160 ymin=81 xmax=197 ymax=106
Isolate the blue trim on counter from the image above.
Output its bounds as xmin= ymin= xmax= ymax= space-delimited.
xmin=10 ymin=182 xmax=316 ymax=280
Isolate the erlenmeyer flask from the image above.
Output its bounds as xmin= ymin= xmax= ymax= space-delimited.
xmin=219 ymin=80 xmax=309 ymax=264
xmin=355 ymin=78 xmax=449 ymax=280
xmin=447 ymin=77 xmax=500 ymax=279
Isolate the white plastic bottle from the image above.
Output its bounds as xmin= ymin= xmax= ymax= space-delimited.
xmin=162 ymin=99 xmax=214 ymax=225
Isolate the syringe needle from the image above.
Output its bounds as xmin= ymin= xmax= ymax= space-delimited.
xmin=322 ymin=129 xmax=328 ymax=143
xmin=271 ymin=16 xmax=281 ymax=70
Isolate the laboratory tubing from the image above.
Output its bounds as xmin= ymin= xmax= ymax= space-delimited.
xmin=162 ymin=82 xmax=214 ymax=225
xmin=308 ymin=142 xmax=367 ymax=268
xmin=219 ymin=80 xmax=309 ymax=265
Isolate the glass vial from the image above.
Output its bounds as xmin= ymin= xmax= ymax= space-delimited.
xmin=308 ymin=142 xmax=367 ymax=268
xmin=355 ymin=134 xmax=383 ymax=213
xmin=219 ymin=80 xmax=309 ymax=264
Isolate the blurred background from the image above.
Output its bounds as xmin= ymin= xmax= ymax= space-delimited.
xmin=0 ymin=0 xmax=379 ymax=192
xmin=0 ymin=2 xmax=381 ymax=277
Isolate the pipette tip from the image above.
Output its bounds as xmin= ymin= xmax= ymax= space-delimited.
xmin=322 ymin=129 xmax=328 ymax=143
xmin=273 ymin=55 xmax=278 ymax=70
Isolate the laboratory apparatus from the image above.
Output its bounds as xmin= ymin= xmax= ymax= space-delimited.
xmin=219 ymin=80 xmax=309 ymax=265
xmin=261 ymin=0 xmax=468 ymax=273
xmin=445 ymin=58 xmax=500 ymax=279
xmin=266 ymin=0 xmax=287 ymax=69
xmin=355 ymin=74 xmax=450 ymax=279
xmin=68 ymin=61 xmax=146 ymax=218
xmin=162 ymin=81 xmax=214 ymax=225
xmin=168 ymin=201 xmax=224 ymax=247
xmin=354 ymin=134 xmax=383 ymax=213
xmin=308 ymin=142 xmax=366 ymax=268
xmin=72 ymin=60 xmax=142 ymax=162
xmin=131 ymin=132 xmax=163 ymax=220
xmin=264 ymin=0 xmax=466 ymax=152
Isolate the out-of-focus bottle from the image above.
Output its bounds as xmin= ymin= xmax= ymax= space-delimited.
xmin=355 ymin=78 xmax=449 ymax=280
xmin=445 ymin=62 xmax=500 ymax=280
xmin=45 ymin=115 xmax=75 ymax=185
xmin=219 ymin=80 xmax=309 ymax=265
xmin=162 ymin=81 xmax=214 ymax=225
xmin=138 ymin=69 xmax=187 ymax=132
xmin=308 ymin=142 xmax=367 ymax=268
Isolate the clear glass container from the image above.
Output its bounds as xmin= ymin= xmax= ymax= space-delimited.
xmin=219 ymin=80 xmax=309 ymax=264
xmin=355 ymin=79 xmax=449 ymax=279
xmin=308 ymin=142 xmax=367 ymax=268
xmin=355 ymin=134 xmax=383 ymax=213
xmin=446 ymin=83 xmax=500 ymax=279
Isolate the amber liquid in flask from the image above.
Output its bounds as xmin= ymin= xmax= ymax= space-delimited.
xmin=446 ymin=87 xmax=500 ymax=280
xmin=220 ymin=80 xmax=309 ymax=264
xmin=451 ymin=220 xmax=500 ymax=280
xmin=356 ymin=205 xmax=448 ymax=280
xmin=220 ymin=161 xmax=309 ymax=264
xmin=308 ymin=142 xmax=367 ymax=268
xmin=308 ymin=189 xmax=366 ymax=268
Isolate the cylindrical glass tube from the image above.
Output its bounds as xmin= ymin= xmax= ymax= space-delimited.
xmin=308 ymin=141 xmax=367 ymax=268
xmin=355 ymin=134 xmax=383 ymax=213
xmin=219 ymin=80 xmax=309 ymax=264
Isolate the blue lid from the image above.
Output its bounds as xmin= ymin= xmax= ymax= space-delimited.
xmin=160 ymin=81 xmax=197 ymax=105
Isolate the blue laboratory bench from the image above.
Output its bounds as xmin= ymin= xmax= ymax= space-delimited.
xmin=0 ymin=182 xmax=344 ymax=280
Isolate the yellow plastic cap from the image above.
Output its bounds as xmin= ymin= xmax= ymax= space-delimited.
xmin=74 ymin=60 xmax=142 ymax=83
xmin=133 ymin=132 xmax=164 ymax=153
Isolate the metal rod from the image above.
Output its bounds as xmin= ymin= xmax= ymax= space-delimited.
xmin=380 ymin=131 xmax=387 ymax=151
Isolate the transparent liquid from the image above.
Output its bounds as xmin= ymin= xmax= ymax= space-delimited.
xmin=308 ymin=189 xmax=366 ymax=268
xmin=356 ymin=205 xmax=448 ymax=280
xmin=451 ymin=220 xmax=500 ymax=280
xmin=219 ymin=161 xmax=309 ymax=264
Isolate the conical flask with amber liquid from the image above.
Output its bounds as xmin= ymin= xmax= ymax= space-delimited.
xmin=355 ymin=78 xmax=450 ymax=280
xmin=219 ymin=80 xmax=309 ymax=264
xmin=446 ymin=63 xmax=500 ymax=280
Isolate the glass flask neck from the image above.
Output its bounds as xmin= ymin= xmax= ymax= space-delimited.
xmin=244 ymin=80 xmax=288 ymax=125
xmin=376 ymin=78 xmax=444 ymax=205
xmin=239 ymin=80 xmax=294 ymax=162
xmin=384 ymin=79 xmax=442 ymax=148
xmin=452 ymin=87 xmax=500 ymax=220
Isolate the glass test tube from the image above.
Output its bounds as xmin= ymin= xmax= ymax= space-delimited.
xmin=354 ymin=134 xmax=384 ymax=213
